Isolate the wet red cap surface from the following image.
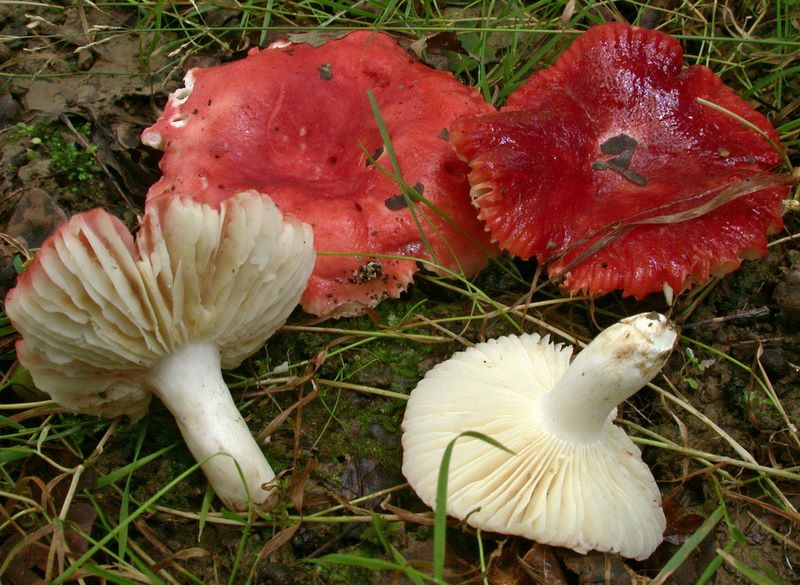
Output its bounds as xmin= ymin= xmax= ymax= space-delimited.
xmin=451 ymin=23 xmax=790 ymax=299
xmin=143 ymin=31 xmax=497 ymax=317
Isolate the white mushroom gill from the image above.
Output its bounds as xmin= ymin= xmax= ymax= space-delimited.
xmin=6 ymin=191 xmax=315 ymax=511
xmin=401 ymin=312 xmax=678 ymax=560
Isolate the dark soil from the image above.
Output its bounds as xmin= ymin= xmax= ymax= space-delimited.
xmin=1 ymin=3 xmax=798 ymax=585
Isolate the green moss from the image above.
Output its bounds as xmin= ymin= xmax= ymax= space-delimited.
xmin=15 ymin=121 xmax=101 ymax=192
xmin=313 ymin=556 xmax=376 ymax=584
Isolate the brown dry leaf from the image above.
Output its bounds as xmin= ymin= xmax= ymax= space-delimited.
xmin=641 ymin=507 xmax=718 ymax=582
xmin=3 ymin=528 xmax=52 ymax=585
xmin=254 ymin=522 xmax=302 ymax=566
xmin=258 ymin=383 xmax=320 ymax=441
xmin=286 ymin=31 xmax=350 ymax=48
xmin=561 ymin=550 xmax=645 ymax=584
xmin=61 ymin=501 xmax=97 ymax=557
xmin=2 ymin=502 xmax=96 ymax=585
xmin=518 ymin=543 xmax=569 ymax=585
xmin=150 ymin=547 xmax=210 ymax=572
xmin=381 ymin=500 xmax=435 ymax=526
xmin=483 ymin=539 xmax=537 ymax=585
xmin=289 ymin=459 xmax=317 ymax=513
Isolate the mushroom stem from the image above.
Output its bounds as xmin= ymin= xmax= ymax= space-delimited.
xmin=146 ymin=341 xmax=276 ymax=510
xmin=538 ymin=312 xmax=677 ymax=444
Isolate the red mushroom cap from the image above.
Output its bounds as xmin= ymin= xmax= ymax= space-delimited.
xmin=451 ymin=22 xmax=791 ymax=300
xmin=142 ymin=31 xmax=497 ymax=317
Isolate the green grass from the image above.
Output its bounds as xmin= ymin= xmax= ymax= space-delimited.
xmin=1 ymin=1 xmax=799 ymax=584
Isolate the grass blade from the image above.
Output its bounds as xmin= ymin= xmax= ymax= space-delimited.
xmin=434 ymin=431 xmax=513 ymax=581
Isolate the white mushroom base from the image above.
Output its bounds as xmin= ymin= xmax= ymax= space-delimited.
xmin=147 ymin=342 xmax=276 ymax=511
xmin=402 ymin=323 xmax=672 ymax=560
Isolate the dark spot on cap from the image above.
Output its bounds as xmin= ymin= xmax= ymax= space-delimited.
xmin=385 ymin=194 xmax=407 ymax=210
xmin=366 ymin=145 xmax=384 ymax=166
xmin=354 ymin=202 xmax=362 ymax=212
xmin=593 ymin=134 xmax=648 ymax=186
xmin=623 ymin=169 xmax=648 ymax=186
xmin=600 ymin=133 xmax=638 ymax=155
xmin=438 ymin=128 xmax=449 ymax=140
xmin=318 ymin=63 xmax=333 ymax=80
xmin=607 ymin=154 xmax=632 ymax=171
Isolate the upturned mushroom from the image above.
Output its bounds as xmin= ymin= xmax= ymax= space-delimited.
xmin=142 ymin=30 xmax=498 ymax=318
xmin=450 ymin=22 xmax=792 ymax=300
xmin=5 ymin=191 xmax=314 ymax=510
xmin=401 ymin=312 xmax=678 ymax=559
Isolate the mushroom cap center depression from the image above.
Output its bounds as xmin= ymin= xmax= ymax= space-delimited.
xmin=195 ymin=89 xmax=376 ymax=194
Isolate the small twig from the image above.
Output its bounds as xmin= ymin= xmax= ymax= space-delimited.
xmin=0 ymin=232 xmax=32 ymax=261
xmin=59 ymin=115 xmax=137 ymax=210
xmin=682 ymin=306 xmax=770 ymax=329
xmin=754 ymin=342 xmax=800 ymax=449
xmin=414 ymin=314 xmax=473 ymax=348
xmin=315 ymin=378 xmax=408 ymax=401
xmin=308 ymin=483 xmax=409 ymax=518
xmin=0 ymin=399 xmax=55 ymax=410
xmin=747 ymin=512 xmax=800 ymax=552
xmin=768 ymin=230 xmax=800 ymax=248
xmin=281 ymin=324 xmax=445 ymax=343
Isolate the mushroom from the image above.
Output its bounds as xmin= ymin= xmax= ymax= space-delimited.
xmin=141 ymin=30 xmax=498 ymax=318
xmin=450 ymin=22 xmax=792 ymax=300
xmin=401 ymin=312 xmax=678 ymax=559
xmin=5 ymin=191 xmax=314 ymax=510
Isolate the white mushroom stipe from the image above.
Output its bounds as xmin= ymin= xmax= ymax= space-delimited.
xmin=6 ymin=191 xmax=315 ymax=511
xmin=401 ymin=312 xmax=678 ymax=560
xmin=146 ymin=342 xmax=276 ymax=511
xmin=538 ymin=312 xmax=678 ymax=444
